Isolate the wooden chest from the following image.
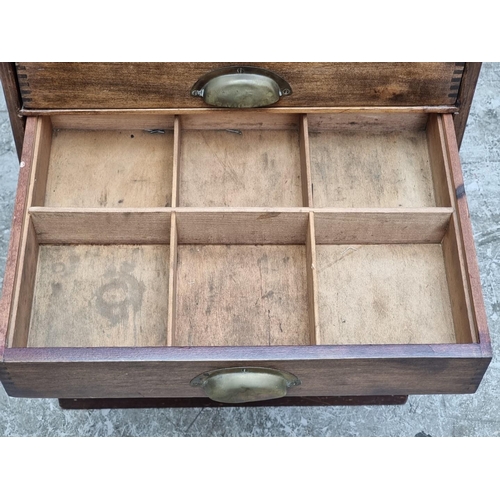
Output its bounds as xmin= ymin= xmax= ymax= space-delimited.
xmin=0 ymin=63 xmax=491 ymax=406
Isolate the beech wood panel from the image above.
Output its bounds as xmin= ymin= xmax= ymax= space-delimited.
xmin=307 ymin=112 xmax=428 ymax=132
xmin=0 ymin=117 xmax=37 ymax=354
xmin=305 ymin=213 xmax=320 ymax=344
xmin=28 ymin=245 xmax=170 ymax=348
xmin=44 ymin=129 xmax=174 ymax=208
xmin=426 ymin=115 xmax=452 ymax=207
xmin=314 ymin=209 xmax=452 ymax=244
xmin=2 ymin=344 xmax=489 ymax=398
xmin=310 ymin=129 xmax=437 ymax=208
xmin=299 ymin=115 xmax=313 ymax=207
xmin=317 ymin=244 xmax=456 ymax=345
xmin=166 ymin=213 xmax=178 ymax=346
xmin=442 ymin=114 xmax=491 ymax=351
xmin=179 ymin=129 xmax=303 ymax=207
xmin=175 ymin=245 xmax=309 ymax=347
xmin=16 ymin=63 xmax=461 ymax=109
xmin=175 ymin=210 xmax=309 ymax=245
xmin=10 ymin=222 xmax=38 ymax=348
xmin=50 ymin=114 xmax=175 ymax=131
xmin=30 ymin=208 xmax=172 ymax=245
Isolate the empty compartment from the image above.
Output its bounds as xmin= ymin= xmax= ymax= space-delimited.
xmin=175 ymin=245 xmax=309 ymax=346
xmin=316 ymin=244 xmax=457 ymax=344
xmin=28 ymin=245 xmax=170 ymax=347
xmin=44 ymin=127 xmax=174 ymax=208
xmin=309 ymin=113 xmax=443 ymax=208
xmin=179 ymin=115 xmax=304 ymax=207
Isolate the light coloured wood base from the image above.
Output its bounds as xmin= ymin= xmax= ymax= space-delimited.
xmin=175 ymin=245 xmax=309 ymax=347
xmin=28 ymin=245 xmax=170 ymax=347
xmin=45 ymin=129 xmax=174 ymax=208
xmin=4 ymin=112 xmax=479 ymax=351
xmin=316 ymin=244 xmax=455 ymax=345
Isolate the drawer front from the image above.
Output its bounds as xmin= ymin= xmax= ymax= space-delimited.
xmin=1 ymin=346 xmax=490 ymax=399
xmin=16 ymin=62 xmax=462 ymax=109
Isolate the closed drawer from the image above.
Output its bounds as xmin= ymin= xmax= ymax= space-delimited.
xmin=0 ymin=108 xmax=491 ymax=401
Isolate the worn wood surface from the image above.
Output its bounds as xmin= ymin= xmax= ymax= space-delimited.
xmin=307 ymin=112 xmax=428 ymax=132
xmin=441 ymin=220 xmax=476 ymax=343
xmin=27 ymin=245 xmax=170 ymax=347
xmin=179 ymin=112 xmax=298 ymax=130
xmin=166 ymin=214 xmax=178 ymax=347
xmin=21 ymin=106 xmax=459 ymax=116
xmin=317 ymin=244 xmax=456 ymax=345
xmin=299 ymin=115 xmax=313 ymax=207
xmin=0 ymin=118 xmax=37 ymax=354
xmin=175 ymin=209 xmax=308 ymax=245
xmin=306 ymin=213 xmax=320 ymax=344
xmin=179 ymin=129 xmax=303 ymax=207
xmin=16 ymin=63 xmax=461 ymax=109
xmin=29 ymin=208 xmax=172 ymax=244
xmin=0 ymin=62 xmax=25 ymax=159
xmin=10 ymin=222 xmax=38 ymax=348
xmin=442 ymin=114 xmax=491 ymax=351
xmin=171 ymin=116 xmax=181 ymax=208
xmin=314 ymin=208 xmax=452 ymax=244
xmin=50 ymin=114 xmax=175 ymax=131
xmin=426 ymin=115 xmax=452 ymax=207
xmin=310 ymin=130 xmax=436 ymax=208
xmin=45 ymin=129 xmax=173 ymax=208
xmin=175 ymin=245 xmax=309 ymax=347
xmin=2 ymin=344 xmax=489 ymax=398
xmin=7 ymin=117 xmax=48 ymax=348
xmin=454 ymin=63 xmax=482 ymax=149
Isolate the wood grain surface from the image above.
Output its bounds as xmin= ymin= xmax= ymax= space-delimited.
xmin=179 ymin=129 xmax=302 ymax=207
xmin=442 ymin=114 xmax=491 ymax=351
xmin=0 ymin=62 xmax=25 ymax=159
xmin=454 ymin=63 xmax=482 ymax=148
xmin=45 ymin=129 xmax=173 ymax=208
xmin=316 ymin=244 xmax=456 ymax=345
xmin=0 ymin=118 xmax=37 ymax=353
xmin=16 ymin=63 xmax=461 ymax=109
xmin=175 ymin=245 xmax=309 ymax=347
xmin=29 ymin=208 xmax=172 ymax=244
xmin=310 ymin=129 xmax=436 ymax=208
xmin=27 ymin=245 xmax=170 ymax=347
xmin=2 ymin=344 xmax=489 ymax=398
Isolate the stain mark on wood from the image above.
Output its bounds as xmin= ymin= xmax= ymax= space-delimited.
xmin=257 ymin=212 xmax=280 ymax=220
xmin=456 ymin=183 xmax=466 ymax=199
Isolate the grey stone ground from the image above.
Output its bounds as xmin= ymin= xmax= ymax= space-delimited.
xmin=0 ymin=64 xmax=498 ymax=436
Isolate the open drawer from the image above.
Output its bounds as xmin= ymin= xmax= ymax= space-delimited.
xmin=0 ymin=107 xmax=491 ymax=402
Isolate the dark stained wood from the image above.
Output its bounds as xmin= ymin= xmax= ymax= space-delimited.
xmin=2 ymin=344 xmax=490 ymax=398
xmin=454 ymin=63 xmax=482 ymax=149
xmin=59 ymin=395 xmax=409 ymax=409
xmin=0 ymin=117 xmax=37 ymax=356
xmin=16 ymin=63 xmax=461 ymax=109
xmin=0 ymin=62 xmax=25 ymax=159
xmin=442 ymin=114 xmax=492 ymax=354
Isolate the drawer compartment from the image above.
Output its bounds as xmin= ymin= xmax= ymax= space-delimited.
xmin=0 ymin=111 xmax=491 ymax=399
xmin=45 ymin=128 xmax=174 ymax=208
xmin=175 ymin=244 xmax=309 ymax=347
xmin=29 ymin=245 xmax=170 ymax=347
xmin=317 ymin=244 xmax=455 ymax=345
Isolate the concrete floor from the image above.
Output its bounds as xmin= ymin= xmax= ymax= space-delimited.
xmin=0 ymin=64 xmax=498 ymax=436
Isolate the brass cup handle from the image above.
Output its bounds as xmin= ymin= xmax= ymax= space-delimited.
xmin=191 ymin=66 xmax=292 ymax=108
xmin=190 ymin=367 xmax=301 ymax=404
